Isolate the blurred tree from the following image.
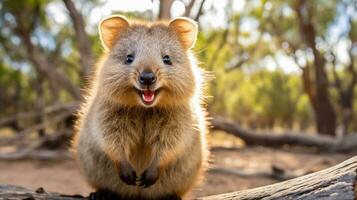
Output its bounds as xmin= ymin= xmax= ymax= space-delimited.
xmin=262 ymin=0 xmax=357 ymax=135
xmin=0 ymin=0 xmax=97 ymax=139
xmin=63 ymin=0 xmax=94 ymax=78
xmin=0 ymin=0 xmax=81 ymax=100
xmin=203 ymin=0 xmax=356 ymax=135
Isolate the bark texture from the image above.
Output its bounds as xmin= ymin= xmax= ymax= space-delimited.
xmin=199 ymin=156 xmax=357 ymax=200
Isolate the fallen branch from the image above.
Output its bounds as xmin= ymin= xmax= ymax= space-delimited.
xmin=0 ymin=130 xmax=72 ymax=160
xmin=0 ymin=156 xmax=356 ymax=199
xmin=212 ymin=117 xmax=357 ymax=152
xmin=0 ymin=102 xmax=78 ymax=127
xmin=0 ymin=149 xmax=70 ymax=161
xmin=0 ymin=185 xmax=85 ymax=200
xmin=0 ymin=111 xmax=74 ymax=146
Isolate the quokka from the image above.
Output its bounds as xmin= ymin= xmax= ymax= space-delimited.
xmin=73 ymin=15 xmax=210 ymax=200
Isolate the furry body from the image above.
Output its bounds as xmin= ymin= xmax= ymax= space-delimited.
xmin=73 ymin=16 xmax=209 ymax=200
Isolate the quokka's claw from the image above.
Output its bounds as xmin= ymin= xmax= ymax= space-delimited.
xmin=119 ymin=163 xmax=137 ymax=186
xmin=139 ymin=168 xmax=159 ymax=188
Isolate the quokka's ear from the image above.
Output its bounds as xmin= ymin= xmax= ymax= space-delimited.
xmin=99 ymin=15 xmax=129 ymax=50
xmin=169 ymin=17 xmax=198 ymax=50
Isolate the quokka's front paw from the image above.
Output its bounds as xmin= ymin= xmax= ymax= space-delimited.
xmin=139 ymin=167 xmax=159 ymax=188
xmin=119 ymin=163 xmax=137 ymax=186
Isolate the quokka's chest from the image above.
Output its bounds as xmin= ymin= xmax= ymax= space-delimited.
xmin=100 ymin=108 xmax=184 ymax=136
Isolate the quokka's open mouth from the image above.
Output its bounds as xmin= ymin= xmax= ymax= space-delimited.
xmin=135 ymin=88 xmax=159 ymax=105
xmin=142 ymin=90 xmax=155 ymax=104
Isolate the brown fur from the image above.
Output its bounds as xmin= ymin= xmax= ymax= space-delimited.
xmin=72 ymin=15 xmax=209 ymax=200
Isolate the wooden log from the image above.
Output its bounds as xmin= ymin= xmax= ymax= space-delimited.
xmin=0 ymin=185 xmax=85 ymax=200
xmin=198 ymin=156 xmax=357 ymax=200
xmin=0 ymin=156 xmax=356 ymax=200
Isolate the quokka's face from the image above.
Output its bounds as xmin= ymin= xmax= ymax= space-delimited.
xmin=97 ymin=15 xmax=198 ymax=107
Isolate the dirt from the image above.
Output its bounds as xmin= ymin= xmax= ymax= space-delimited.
xmin=0 ymin=146 xmax=354 ymax=198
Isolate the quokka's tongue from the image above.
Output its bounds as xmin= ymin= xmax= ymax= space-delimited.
xmin=142 ymin=90 xmax=155 ymax=103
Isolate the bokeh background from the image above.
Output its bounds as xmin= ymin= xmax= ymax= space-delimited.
xmin=0 ymin=0 xmax=356 ymax=198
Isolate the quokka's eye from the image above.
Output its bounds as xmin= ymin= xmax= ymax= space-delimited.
xmin=125 ymin=54 xmax=134 ymax=64
xmin=162 ymin=55 xmax=172 ymax=65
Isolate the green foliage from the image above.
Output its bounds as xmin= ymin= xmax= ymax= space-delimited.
xmin=209 ymin=67 xmax=312 ymax=130
xmin=0 ymin=64 xmax=33 ymax=117
xmin=195 ymin=0 xmax=356 ymax=131
xmin=196 ymin=27 xmax=313 ymax=130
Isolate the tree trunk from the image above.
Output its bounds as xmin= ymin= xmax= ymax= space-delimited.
xmin=184 ymin=0 xmax=196 ymax=17
xmin=19 ymin=30 xmax=81 ymax=100
xmin=34 ymin=75 xmax=45 ymax=137
xmin=340 ymin=94 xmax=354 ymax=135
xmin=314 ymin=89 xmax=336 ymax=136
xmin=10 ymin=72 xmax=22 ymax=132
xmin=338 ymin=16 xmax=356 ymax=135
xmin=194 ymin=0 xmax=206 ymax=21
xmin=294 ymin=0 xmax=336 ymax=135
xmin=11 ymin=2 xmax=81 ymax=100
xmin=63 ymin=0 xmax=94 ymax=79
xmin=158 ymin=0 xmax=174 ymax=19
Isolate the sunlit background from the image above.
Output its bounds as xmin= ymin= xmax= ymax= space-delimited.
xmin=0 ymin=0 xmax=356 ymax=198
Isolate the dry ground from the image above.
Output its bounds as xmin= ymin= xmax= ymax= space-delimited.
xmin=0 ymin=145 xmax=355 ymax=198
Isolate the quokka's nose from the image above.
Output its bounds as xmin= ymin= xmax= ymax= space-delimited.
xmin=139 ymin=71 xmax=156 ymax=86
